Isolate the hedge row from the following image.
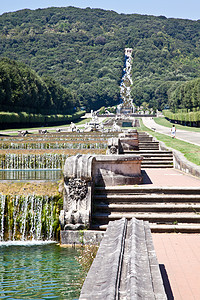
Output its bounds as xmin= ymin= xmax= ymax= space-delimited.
xmin=0 ymin=111 xmax=85 ymax=126
xmin=163 ymin=110 xmax=200 ymax=123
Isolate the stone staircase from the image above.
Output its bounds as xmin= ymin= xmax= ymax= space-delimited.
xmin=138 ymin=132 xmax=157 ymax=149
xmin=124 ymin=132 xmax=174 ymax=168
xmin=91 ymin=186 xmax=200 ymax=233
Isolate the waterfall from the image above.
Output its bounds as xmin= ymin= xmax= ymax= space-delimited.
xmin=117 ymin=48 xmax=135 ymax=114
xmin=0 ymin=153 xmax=68 ymax=170
xmin=0 ymin=194 xmax=6 ymax=241
xmin=0 ymin=194 xmax=59 ymax=241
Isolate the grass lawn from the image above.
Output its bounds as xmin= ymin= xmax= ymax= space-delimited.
xmin=139 ymin=119 xmax=200 ymax=166
xmin=154 ymin=117 xmax=200 ymax=132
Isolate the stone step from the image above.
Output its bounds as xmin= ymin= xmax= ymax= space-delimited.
xmin=141 ymin=160 xmax=173 ymax=164
xmin=126 ymin=151 xmax=173 ymax=157
xmin=92 ymin=212 xmax=200 ymax=223
xmin=138 ymin=137 xmax=153 ymax=141
xmin=94 ymin=203 xmax=200 ymax=213
xmin=139 ymin=147 xmax=160 ymax=150
xmin=91 ymin=223 xmax=200 ymax=233
xmin=94 ymin=194 xmax=200 ymax=202
xmin=94 ymin=186 xmax=200 ymax=195
xmin=141 ymin=164 xmax=173 ymax=168
xmin=139 ymin=144 xmax=159 ymax=147
xmin=131 ymin=150 xmax=172 ymax=153
xmin=150 ymin=223 xmax=200 ymax=233
xmin=139 ymin=144 xmax=159 ymax=148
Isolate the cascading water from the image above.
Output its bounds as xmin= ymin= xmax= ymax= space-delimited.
xmin=117 ymin=48 xmax=135 ymax=114
xmin=0 ymin=195 xmax=6 ymax=241
xmin=0 ymin=194 xmax=60 ymax=242
xmin=0 ymin=153 xmax=67 ymax=170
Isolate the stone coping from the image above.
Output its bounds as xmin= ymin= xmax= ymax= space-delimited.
xmin=79 ymin=218 xmax=167 ymax=299
xmin=95 ymin=154 xmax=143 ymax=162
xmin=159 ymin=140 xmax=200 ymax=178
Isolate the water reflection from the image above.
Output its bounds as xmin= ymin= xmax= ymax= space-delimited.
xmin=0 ymin=243 xmax=81 ymax=299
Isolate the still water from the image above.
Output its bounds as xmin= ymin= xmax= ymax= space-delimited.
xmin=0 ymin=242 xmax=81 ymax=299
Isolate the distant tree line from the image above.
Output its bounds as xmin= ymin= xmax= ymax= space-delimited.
xmin=168 ymin=78 xmax=200 ymax=112
xmin=0 ymin=7 xmax=200 ymax=112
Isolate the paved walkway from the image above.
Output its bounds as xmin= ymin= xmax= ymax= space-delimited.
xmin=142 ymin=117 xmax=200 ymax=146
xmin=143 ymin=168 xmax=200 ymax=300
xmin=142 ymin=168 xmax=200 ymax=187
xmin=153 ymin=233 xmax=200 ymax=300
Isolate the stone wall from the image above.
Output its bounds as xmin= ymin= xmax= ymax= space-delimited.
xmin=159 ymin=141 xmax=200 ymax=178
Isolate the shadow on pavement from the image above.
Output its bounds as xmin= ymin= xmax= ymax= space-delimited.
xmin=159 ymin=264 xmax=174 ymax=300
xmin=141 ymin=170 xmax=153 ymax=184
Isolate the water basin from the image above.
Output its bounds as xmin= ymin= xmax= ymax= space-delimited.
xmin=0 ymin=242 xmax=81 ymax=299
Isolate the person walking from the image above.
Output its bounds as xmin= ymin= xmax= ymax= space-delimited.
xmin=171 ymin=124 xmax=176 ymax=138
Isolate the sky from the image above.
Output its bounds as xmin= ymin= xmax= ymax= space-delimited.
xmin=0 ymin=0 xmax=200 ymax=20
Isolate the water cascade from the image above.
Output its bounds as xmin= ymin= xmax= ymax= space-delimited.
xmin=0 ymin=153 xmax=67 ymax=170
xmin=117 ymin=48 xmax=135 ymax=114
xmin=0 ymin=141 xmax=108 ymax=150
xmin=0 ymin=194 xmax=61 ymax=241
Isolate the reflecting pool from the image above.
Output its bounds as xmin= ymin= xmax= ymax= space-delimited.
xmin=0 ymin=242 xmax=81 ymax=299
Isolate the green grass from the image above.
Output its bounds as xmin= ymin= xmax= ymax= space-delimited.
xmin=154 ymin=117 xmax=200 ymax=132
xmin=139 ymin=119 xmax=200 ymax=166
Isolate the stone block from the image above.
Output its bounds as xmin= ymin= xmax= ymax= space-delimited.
xmin=93 ymin=154 xmax=143 ymax=186
xmin=60 ymin=230 xmax=104 ymax=246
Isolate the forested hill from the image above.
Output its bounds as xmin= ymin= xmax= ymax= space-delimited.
xmin=0 ymin=6 xmax=200 ymax=111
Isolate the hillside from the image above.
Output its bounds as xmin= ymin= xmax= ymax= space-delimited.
xmin=0 ymin=6 xmax=200 ymax=111
xmin=0 ymin=58 xmax=76 ymax=114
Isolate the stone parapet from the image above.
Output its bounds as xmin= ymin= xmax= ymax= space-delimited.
xmin=79 ymin=218 xmax=167 ymax=299
xmin=93 ymin=154 xmax=143 ymax=186
xmin=159 ymin=140 xmax=200 ymax=178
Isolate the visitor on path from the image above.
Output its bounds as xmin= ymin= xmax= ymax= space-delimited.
xmin=171 ymin=125 xmax=176 ymax=138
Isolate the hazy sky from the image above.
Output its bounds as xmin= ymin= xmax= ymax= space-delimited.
xmin=0 ymin=0 xmax=200 ymax=20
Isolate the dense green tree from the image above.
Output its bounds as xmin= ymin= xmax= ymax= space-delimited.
xmin=168 ymin=78 xmax=200 ymax=111
xmin=0 ymin=58 xmax=75 ymax=114
xmin=0 ymin=7 xmax=200 ymax=111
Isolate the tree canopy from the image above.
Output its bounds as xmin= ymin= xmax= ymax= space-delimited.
xmin=0 ymin=58 xmax=76 ymax=113
xmin=0 ymin=7 xmax=200 ymax=111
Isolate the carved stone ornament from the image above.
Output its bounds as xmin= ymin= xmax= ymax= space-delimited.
xmin=110 ymin=145 xmax=117 ymax=154
xmin=68 ymin=178 xmax=87 ymax=203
